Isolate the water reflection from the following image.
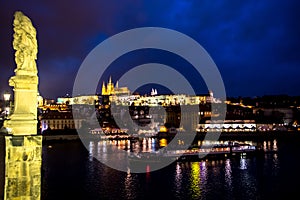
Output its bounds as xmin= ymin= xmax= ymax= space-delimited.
xmin=199 ymin=161 xmax=207 ymax=192
xmin=88 ymin=141 xmax=94 ymax=161
xmin=263 ymin=141 xmax=267 ymax=151
xmin=174 ymin=163 xmax=182 ymax=196
xmin=124 ymin=168 xmax=137 ymax=200
xmin=35 ymin=137 xmax=300 ymax=199
xmin=189 ymin=162 xmax=201 ymax=199
xmin=273 ymin=139 xmax=278 ymax=151
xmin=268 ymin=141 xmax=271 ymax=150
xmin=88 ymin=140 xmax=128 ymax=171
xmin=240 ymin=157 xmax=247 ymax=170
xmin=225 ymin=159 xmax=232 ymax=188
xmin=238 ymin=158 xmax=257 ymax=199
xmin=88 ymin=138 xmax=160 ymax=165
xmin=272 ymin=153 xmax=279 ymax=176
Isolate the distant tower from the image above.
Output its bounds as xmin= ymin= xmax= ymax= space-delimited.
xmin=101 ymin=76 xmax=115 ymax=95
xmin=151 ymin=88 xmax=155 ymax=96
xmin=101 ymin=82 xmax=107 ymax=95
xmin=208 ymin=90 xmax=215 ymax=103
xmin=151 ymin=88 xmax=158 ymax=96
xmin=209 ymin=90 xmax=213 ymax=98
xmin=107 ymin=76 xmax=115 ymax=95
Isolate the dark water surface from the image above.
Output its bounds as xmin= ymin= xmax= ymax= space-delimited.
xmin=41 ymin=136 xmax=300 ymax=200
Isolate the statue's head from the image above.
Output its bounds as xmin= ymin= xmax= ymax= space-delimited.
xmin=14 ymin=11 xmax=33 ymax=27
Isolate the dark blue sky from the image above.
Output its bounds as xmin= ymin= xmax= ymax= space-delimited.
xmin=0 ymin=0 xmax=299 ymax=99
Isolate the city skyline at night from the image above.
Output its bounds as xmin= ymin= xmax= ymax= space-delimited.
xmin=1 ymin=2 xmax=300 ymax=199
xmin=0 ymin=1 xmax=300 ymax=99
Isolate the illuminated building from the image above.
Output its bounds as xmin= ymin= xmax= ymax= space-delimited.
xmin=101 ymin=76 xmax=130 ymax=96
xmin=40 ymin=111 xmax=83 ymax=133
xmin=57 ymin=95 xmax=98 ymax=105
xmin=39 ymin=103 xmax=71 ymax=112
xmin=102 ymin=76 xmax=115 ymax=95
xmin=48 ymin=77 xmax=219 ymax=133
xmin=37 ymin=92 xmax=44 ymax=107
xmin=197 ymin=119 xmax=257 ymax=132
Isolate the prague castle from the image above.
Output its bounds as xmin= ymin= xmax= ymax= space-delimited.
xmin=101 ymin=76 xmax=130 ymax=96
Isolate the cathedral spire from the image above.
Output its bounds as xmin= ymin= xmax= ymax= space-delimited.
xmin=106 ymin=76 xmax=114 ymax=95
xmin=101 ymin=81 xmax=107 ymax=95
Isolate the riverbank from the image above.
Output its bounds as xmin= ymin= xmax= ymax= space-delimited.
xmin=41 ymin=131 xmax=300 ymax=142
xmin=42 ymin=134 xmax=80 ymax=141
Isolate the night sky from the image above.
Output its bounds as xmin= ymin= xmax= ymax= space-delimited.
xmin=0 ymin=0 xmax=300 ymax=99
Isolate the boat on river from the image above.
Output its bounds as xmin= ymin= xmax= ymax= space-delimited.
xmin=128 ymin=142 xmax=258 ymax=164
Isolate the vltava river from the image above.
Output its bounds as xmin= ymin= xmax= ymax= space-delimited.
xmin=40 ymin=136 xmax=300 ymax=200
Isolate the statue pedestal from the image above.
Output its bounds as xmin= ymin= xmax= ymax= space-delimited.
xmin=4 ymin=135 xmax=42 ymax=200
xmin=4 ymin=75 xmax=38 ymax=135
xmin=4 ymin=120 xmax=38 ymax=136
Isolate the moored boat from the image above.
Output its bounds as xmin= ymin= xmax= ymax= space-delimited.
xmin=128 ymin=141 xmax=258 ymax=163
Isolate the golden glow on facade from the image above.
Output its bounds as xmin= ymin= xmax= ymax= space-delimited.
xmin=102 ymin=76 xmax=115 ymax=95
xmin=159 ymin=126 xmax=168 ymax=132
xmin=159 ymin=138 xmax=167 ymax=147
xmin=102 ymin=77 xmax=130 ymax=96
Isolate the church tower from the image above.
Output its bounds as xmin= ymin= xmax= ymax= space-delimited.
xmin=101 ymin=76 xmax=115 ymax=95
xmin=101 ymin=82 xmax=107 ymax=95
xmin=107 ymin=76 xmax=115 ymax=95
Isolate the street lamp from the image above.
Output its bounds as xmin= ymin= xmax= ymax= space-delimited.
xmin=3 ymin=91 xmax=11 ymax=119
xmin=3 ymin=91 xmax=11 ymax=101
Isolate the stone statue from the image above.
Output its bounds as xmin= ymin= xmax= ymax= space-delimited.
xmin=2 ymin=11 xmax=42 ymax=200
xmin=13 ymin=11 xmax=38 ymax=75
xmin=3 ymin=11 xmax=39 ymax=135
